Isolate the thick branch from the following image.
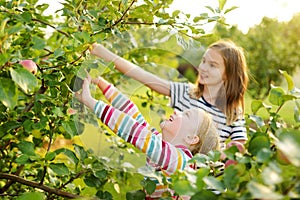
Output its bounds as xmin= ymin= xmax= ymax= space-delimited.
xmin=0 ymin=165 xmax=24 ymax=194
xmin=0 ymin=173 xmax=81 ymax=199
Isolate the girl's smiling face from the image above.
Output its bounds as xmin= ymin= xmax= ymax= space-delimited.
xmin=160 ymin=108 xmax=203 ymax=146
xmin=197 ymin=48 xmax=226 ymax=87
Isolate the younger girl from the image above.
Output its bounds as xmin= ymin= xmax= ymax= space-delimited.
xmin=90 ymin=40 xmax=249 ymax=149
xmin=76 ymin=73 xmax=220 ymax=198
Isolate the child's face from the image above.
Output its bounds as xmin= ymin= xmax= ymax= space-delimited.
xmin=197 ymin=48 xmax=226 ymax=87
xmin=160 ymin=108 xmax=202 ymax=146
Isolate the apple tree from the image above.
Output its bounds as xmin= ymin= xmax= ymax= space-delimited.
xmin=0 ymin=0 xmax=232 ymax=199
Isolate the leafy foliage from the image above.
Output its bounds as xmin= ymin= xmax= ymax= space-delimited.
xmin=0 ymin=0 xmax=229 ymax=199
xmin=0 ymin=0 xmax=299 ymax=199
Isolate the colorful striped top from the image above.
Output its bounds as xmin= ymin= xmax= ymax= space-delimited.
xmin=93 ymin=84 xmax=194 ymax=197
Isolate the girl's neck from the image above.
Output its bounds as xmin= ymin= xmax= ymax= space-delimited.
xmin=203 ymin=86 xmax=222 ymax=105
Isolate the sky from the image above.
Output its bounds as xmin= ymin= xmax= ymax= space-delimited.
xmin=39 ymin=0 xmax=300 ymax=33
xmin=170 ymin=0 xmax=300 ymax=33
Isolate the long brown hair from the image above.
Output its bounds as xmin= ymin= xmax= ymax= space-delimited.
xmin=190 ymin=40 xmax=248 ymax=125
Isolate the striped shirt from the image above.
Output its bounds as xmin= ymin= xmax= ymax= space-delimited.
xmin=94 ymin=84 xmax=194 ymax=198
xmin=170 ymin=82 xmax=247 ymax=149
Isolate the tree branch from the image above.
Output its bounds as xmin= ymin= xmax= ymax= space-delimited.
xmin=32 ymin=18 xmax=70 ymax=37
xmin=0 ymin=173 xmax=81 ymax=199
xmin=111 ymin=0 xmax=137 ymax=27
xmin=59 ymin=170 xmax=86 ymax=190
xmin=0 ymin=165 xmax=24 ymax=194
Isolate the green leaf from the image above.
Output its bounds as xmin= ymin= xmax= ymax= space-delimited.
xmin=54 ymin=48 xmax=65 ymax=57
xmin=73 ymin=31 xmax=90 ymax=43
xmin=62 ymin=121 xmax=77 ymax=137
xmin=36 ymin=3 xmax=49 ymax=12
xmin=32 ymin=35 xmax=46 ymax=50
xmin=173 ymin=179 xmax=195 ymax=196
xmin=256 ymin=148 xmax=273 ymax=163
xmin=248 ymin=115 xmax=265 ymax=128
xmin=295 ymin=102 xmax=300 ymax=122
xmin=94 ymin=169 xmax=107 ymax=179
xmin=0 ymin=53 xmax=9 ymax=66
xmin=247 ymin=181 xmax=283 ymax=199
xmin=251 ymin=100 xmax=263 ymax=114
xmin=0 ymin=78 xmax=18 ymax=109
xmin=10 ymin=68 xmax=38 ymax=94
xmin=16 ymin=192 xmax=45 ymax=200
xmin=54 ymin=148 xmax=79 ymax=165
xmin=7 ymin=23 xmax=24 ymax=35
xmin=52 ymin=107 xmax=64 ymax=117
xmin=279 ymin=70 xmax=294 ymax=91
xmin=218 ymin=0 xmax=227 ymax=10
xmin=15 ymin=154 xmax=30 ymax=164
xmin=203 ymin=176 xmax=225 ymax=192
xmin=45 ymin=152 xmax=56 ymax=161
xmin=17 ymin=141 xmax=36 ymax=156
xmin=191 ymin=190 xmax=218 ymax=200
xmin=74 ymin=144 xmax=88 ymax=161
xmin=140 ymin=178 xmax=156 ymax=195
xmin=223 ymin=165 xmax=239 ymax=190
xmin=248 ymin=135 xmax=270 ymax=156
xmin=126 ymin=190 xmax=146 ymax=200
xmin=20 ymin=12 xmax=32 ymax=22
xmin=96 ymin=190 xmax=113 ymax=200
xmin=268 ymin=86 xmax=285 ymax=106
xmin=84 ymin=174 xmax=102 ymax=187
xmin=276 ymin=129 xmax=300 ymax=166
xmin=224 ymin=6 xmax=239 ymax=14
xmin=205 ymin=6 xmax=215 ymax=13
xmin=49 ymin=163 xmax=69 ymax=176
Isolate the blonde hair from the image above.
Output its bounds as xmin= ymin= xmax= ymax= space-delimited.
xmin=190 ymin=40 xmax=248 ymax=125
xmin=191 ymin=109 xmax=220 ymax=155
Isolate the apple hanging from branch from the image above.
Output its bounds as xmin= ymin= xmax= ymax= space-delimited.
xmin=19 ymin=60 xmax=37 ymax=75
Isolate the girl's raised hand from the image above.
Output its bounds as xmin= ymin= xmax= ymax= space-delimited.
xmin=91 ymin=76 xmax=110 ymax=92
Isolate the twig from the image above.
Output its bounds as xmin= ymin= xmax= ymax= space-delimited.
xmin=32 ymin=18 xmax=70 ymax=37
xmin=0 ymin=173 xmax=81 ymax=199
xmin=59 ymin=170 xmax=86 ymax=189
xmin=70 ymin=46 xmax=90 ymax=65
xmin=111 ymin=0 xmax=137 ymax=27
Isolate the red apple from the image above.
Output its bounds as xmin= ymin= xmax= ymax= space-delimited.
xmin=224 ymin=159 xmax=238 ymax=168
xmin=19 ymin=60 xmax=37 ymax=74
xmin=226 ymin=141 xmax=246 ymax=154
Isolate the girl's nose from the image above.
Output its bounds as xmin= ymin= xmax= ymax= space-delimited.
xmin=198 ymin=63 xmax=206 ymax=71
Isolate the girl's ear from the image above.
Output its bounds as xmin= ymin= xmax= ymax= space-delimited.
xmin=184 ymin=135 xmax=199 ymax=145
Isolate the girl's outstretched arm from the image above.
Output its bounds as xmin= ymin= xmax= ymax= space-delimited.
xmin=92 ymin=76 xmax=147 ymax=125
xmin=90 ymin=43 xmax=171 ymax=96
xmin=94 ymin=100 xmax=190 ymax=175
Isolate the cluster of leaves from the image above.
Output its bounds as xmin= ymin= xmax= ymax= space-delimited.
xmin=0 ymin=0 xmax=231 ymax=199
xmin=2 ymin=0 xmax=299 ymax=199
